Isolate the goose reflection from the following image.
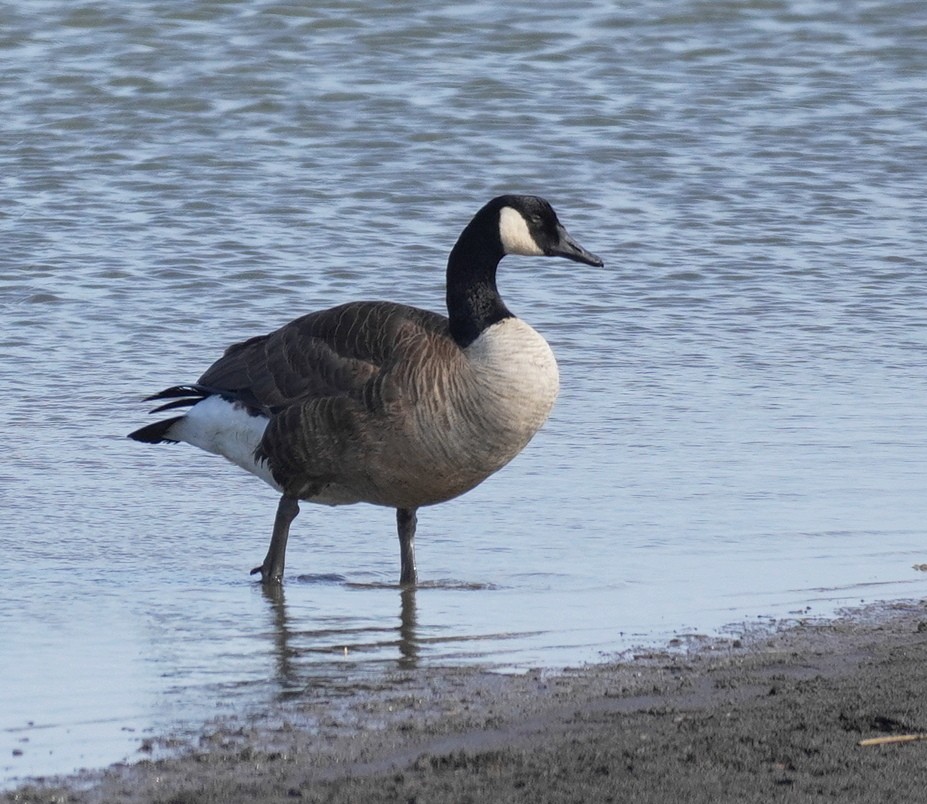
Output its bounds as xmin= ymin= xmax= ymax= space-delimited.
xmin=261 ymin=582 xmax=421 ymax=696
xmin=397 ymin=586 xmax=419 ymax=670
xmin=261 ymin=583 xmax=299 ymax=695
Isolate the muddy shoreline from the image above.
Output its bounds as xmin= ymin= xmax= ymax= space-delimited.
xmin=6 ymin=600 xmax=927 ymax=803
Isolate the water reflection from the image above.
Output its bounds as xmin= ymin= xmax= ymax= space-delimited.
xmin=261 ymin=582 xmax=421 ymax=699
xmin=397 ymin=587 xmax=419 ymax=670
xmin=261 ymin=583 xmax=298 ymax=697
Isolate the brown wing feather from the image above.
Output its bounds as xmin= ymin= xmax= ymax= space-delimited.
xmin=260 ymin=322 xmax=469 ymax=502
xmin=197 ymin=300 xmax=459 ymax=498
xmin=197 ymin=301 xmax=450 ymax=410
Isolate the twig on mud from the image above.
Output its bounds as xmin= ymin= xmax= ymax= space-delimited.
xmin=858 ymin=734 xmax=927 ymax=747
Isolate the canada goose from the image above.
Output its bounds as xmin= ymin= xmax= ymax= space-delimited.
xmin=129 ymin=195 xmax=603 ymax=585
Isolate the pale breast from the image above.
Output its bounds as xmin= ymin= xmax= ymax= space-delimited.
xmin=462 ymin=317 xmax=560 ymax=442
xmin=396 ymin=317 xmax=559 ymax=504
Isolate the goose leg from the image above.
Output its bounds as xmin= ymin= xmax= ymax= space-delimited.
xmin=251 ymin=495 xmax=299 ymax=584
xmin=396 ymin=507 xmax=418 ymax=586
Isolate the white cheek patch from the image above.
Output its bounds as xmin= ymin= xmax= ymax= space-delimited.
xmin=499 ymin=206 xmax=545 ymax=257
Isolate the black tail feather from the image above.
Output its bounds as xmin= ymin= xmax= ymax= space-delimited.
xmin=128 ymin=416 xmax=184 ymax=444
xmin=129 ymin=384 xmax=266 ymax=444
xmin=150 ymin=396 xmax=204 ymax=414
xmin=143 ymin=384 xmax=206 ymax=402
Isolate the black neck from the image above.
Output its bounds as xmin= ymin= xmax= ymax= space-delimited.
xmin=445 ymin=212 xmax=513 ymax=348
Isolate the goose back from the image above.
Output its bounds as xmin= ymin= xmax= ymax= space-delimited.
xmin=198 ymin=300 xmax=448 ymax=409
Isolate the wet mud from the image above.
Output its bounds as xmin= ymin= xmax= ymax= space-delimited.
xmin=6 ymin=600 xmax=927 ymax=803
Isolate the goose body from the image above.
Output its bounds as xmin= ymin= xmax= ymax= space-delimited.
xmin=129 ymin=195 xmax=602 ymax=585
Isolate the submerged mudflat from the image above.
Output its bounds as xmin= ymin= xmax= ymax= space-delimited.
xmin=6 ymin=600 xmax=927 ymax=803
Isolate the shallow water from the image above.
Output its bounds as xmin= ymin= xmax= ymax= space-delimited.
xmin=2 ymin=0 xmax=927 ymax=787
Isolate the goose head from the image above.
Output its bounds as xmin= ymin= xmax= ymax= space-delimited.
xmin=495 ymin=195 xmax=604 ymax=267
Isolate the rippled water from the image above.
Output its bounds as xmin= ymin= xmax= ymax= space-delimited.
xmin=2 ymin=0 xmax=926 ymax=787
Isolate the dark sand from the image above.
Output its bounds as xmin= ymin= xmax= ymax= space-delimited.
xmin=6 ymin=599 xmax=927 ymax=803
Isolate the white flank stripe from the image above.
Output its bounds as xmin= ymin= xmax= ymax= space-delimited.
xmin=172 ymin=396 xmax=281 ymax=491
